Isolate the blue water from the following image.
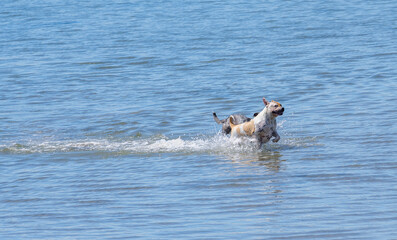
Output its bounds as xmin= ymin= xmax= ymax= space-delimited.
xmin=1 ymin=0 xmax=397 ymax=239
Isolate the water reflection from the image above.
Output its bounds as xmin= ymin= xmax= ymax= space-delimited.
xmin=225 ymin=149 xmax=284 ymax=173
xmin=257 ymin=151 xmax=283 ymax=172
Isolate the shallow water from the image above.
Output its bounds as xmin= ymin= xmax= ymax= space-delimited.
xmin=1 ymin=0 xmax=397 ymax=239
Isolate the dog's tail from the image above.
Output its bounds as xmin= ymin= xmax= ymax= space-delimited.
xmin=213 ymin=112 xmax=225 ymax=124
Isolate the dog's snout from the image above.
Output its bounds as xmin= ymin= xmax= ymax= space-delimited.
xmin=277 ymin=107 xmax=284 ymax=116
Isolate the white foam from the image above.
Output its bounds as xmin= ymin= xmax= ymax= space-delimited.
xmin=0 ymin=133 xmax=318 ymax=155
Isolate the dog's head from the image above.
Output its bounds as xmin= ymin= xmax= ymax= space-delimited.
xmin=262 ymin=97 xmax=284 ymax=117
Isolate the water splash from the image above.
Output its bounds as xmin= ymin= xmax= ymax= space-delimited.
xmin=0 ymin=133 xmax=318 ymax=155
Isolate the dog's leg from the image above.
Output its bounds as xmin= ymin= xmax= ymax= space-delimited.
xmin=257 ymin=140 xmax=264 ymax=149
xmin=253 ymin=136 xmax=263 ymax=149
xmin=272 ymin=130 xmax=280 ymax=143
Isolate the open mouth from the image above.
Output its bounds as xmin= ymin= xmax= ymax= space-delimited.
xmin=273 ymin=109 xmax=284 ymax=116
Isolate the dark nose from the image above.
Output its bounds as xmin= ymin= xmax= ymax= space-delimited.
xmin=281 ymin=107 xmax=284 ymax=112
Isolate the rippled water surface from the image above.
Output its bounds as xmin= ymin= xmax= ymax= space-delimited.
xmin=1 ymin=0 xmax=397 ymax=239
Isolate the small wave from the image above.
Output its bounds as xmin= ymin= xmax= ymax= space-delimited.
xmin=0 ymin=134 xmax=318 ymax=155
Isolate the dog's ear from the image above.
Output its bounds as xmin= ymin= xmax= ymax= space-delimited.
xmin=253 ymin=112 xmax=259 ymax=117
xmin=262 ymin=97 xmax=269 ymax=106
xmin=228 ymin=116 xmax=233 ymax=124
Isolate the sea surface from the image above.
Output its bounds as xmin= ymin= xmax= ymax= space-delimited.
xmin=1 ymin=0 xmax=397 ymax=239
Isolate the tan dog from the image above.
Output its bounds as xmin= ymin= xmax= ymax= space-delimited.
xmin=213 ymin=112 xmax=258 ymax=134
xmin=229 ymin=97 xmax=284 ymax=148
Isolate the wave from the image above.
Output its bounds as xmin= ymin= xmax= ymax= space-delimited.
xmin=0 ymin=134 xmax=318 ymax=155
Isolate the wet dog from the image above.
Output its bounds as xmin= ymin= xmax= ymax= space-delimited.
xmin=229 ymin=97 xmax=284 ymax=148
xmin=213 ymin=112 xmax=258 ymax=134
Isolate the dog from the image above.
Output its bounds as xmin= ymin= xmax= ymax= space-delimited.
xmin=229 ymin=97 xmax=284 ymax=148
xmin=213 ymin=112 xmax=258 ymax=134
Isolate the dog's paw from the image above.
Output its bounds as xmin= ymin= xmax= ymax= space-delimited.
xmin=272 ymin=137 xmax=280 ymax=143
